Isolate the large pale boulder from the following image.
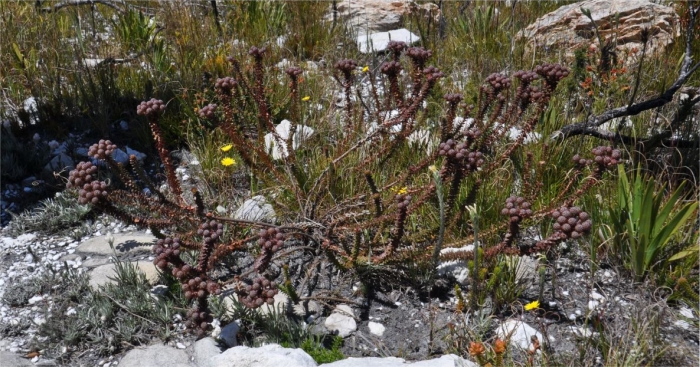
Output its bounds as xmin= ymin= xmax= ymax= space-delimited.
xmin=332 ymin=0 xmax=440 ymax=34
xmin=117 ymin=344 xmax=194 ymax=367
xmin=357 ymin=28 xmax=420 ymax=53
xmin=518 ymin=0 xmax=679 ymax=61
xmin=321 ymin=355 xmax=477 ymax=367
xmin=206 ymin=344 xmax=317 ymax=367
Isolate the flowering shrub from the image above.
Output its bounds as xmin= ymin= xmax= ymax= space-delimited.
xmin=64 ymin=44 xmax=623 ymax=336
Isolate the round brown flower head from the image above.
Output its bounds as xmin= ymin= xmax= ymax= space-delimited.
xmin=572 ymin=153 xmax=593 ymax=167
xmin=444 ymin=93 xmax=463 ymax=105
xmin=423 ymin=66 xmax=444 ymax=82
xmin=214 ymin=77 xmax=237 ymax=92
xmin=68 ymin=161 xmax=108 ymax=205
xmin=387 ymin=40 xmax=407 ymax=57
xmin=501 ymin=196 xmax=533 ymax=223
xmin=185 ymin=304 xmax=214 ymax=338
xmin=485 ymin=73 xmax=511 ymax=93
xmin=380 ymin=60 xmax=402 ymax=76
xmin=198 ymin=104 xmax=217 ymax=120
xmin=248 ymin=46 xmax=267 ymax=58
xmin=240 ymin=277 xmax=278 ymax=308
xmin=534 ymin=63 xmax=570 ymax=87
xmin=592 ymin=146 xmax=621 ymax=169
xmin=405 ymin=47 xmax=432 ymax=68
xmin=552 ymin=206 xmax=592 ymax=239
xmin=335 ymin=59 xmax=358 ymax=74
xmin=285 ymin=66 xmax=303 ymax=78
xmin=136 ymin=98 xmax=166 ymax=117
xmin=88 ymin=139 xmax=117 ymax=160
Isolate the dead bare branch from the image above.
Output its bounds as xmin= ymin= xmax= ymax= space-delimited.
xmin=555 ymin=1 xmax=700 ymax=142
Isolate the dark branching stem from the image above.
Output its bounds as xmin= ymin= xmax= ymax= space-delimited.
xmin=210 ymin=1 xmax=223 ymax=39
xmin=556 ymin=1 xmax=700 ymax=143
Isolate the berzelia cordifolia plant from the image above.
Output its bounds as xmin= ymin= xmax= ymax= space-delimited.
xmin=65 ymin=42 xmax=624 ymax=335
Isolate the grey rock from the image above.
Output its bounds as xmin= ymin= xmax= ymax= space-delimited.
xmin=357 ymin=29 xmax=420 ymax=54
xmin=43 ymin=153 xmax=75 ymax=175
xmin=88 ymin=261 xmax=159 ymax=289
xmin=207 ymin=344 xmax=317 ymax=367
xmin=320 ymin=355 xmax=477 ymax=367
xmin=0 ymin=351 xmax=33 ymax=367
xmin=80 ymin=257 xmax=111 ymax=268
xmin=517 ymin=0 xmax=679 ymax=62
xmin=125 ymin=147 xmax=146 ymax=161
xmin=116 ymin=344 xmax=194 ymax=367
xmin=219 ymin=321 xmax=240 ymax=348
xmin=77 ymin=232 xmax=156 ymax=256
xmin=194 ymin=337 xmax=222 ymax=366
xmin=437 ymin=245 xmax=475 ymax=285
xmin=332 ymin=0 xmax=438 ymax=34
xmin=234 ymin=196 xmax=276 ymax=223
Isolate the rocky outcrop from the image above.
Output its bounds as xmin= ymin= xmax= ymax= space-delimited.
xmin=518 ymin=0 xmax=679 ymax=60
xmin=332 ymin=0 xmax=439 ymax=34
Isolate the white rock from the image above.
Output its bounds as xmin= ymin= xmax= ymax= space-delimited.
xmin=194 ymin=337 xmax=222 ymax=366
xmin=590 ymin=291 xmax=605 ymax=301
xmin=17 ymin=233 xmax=36 ymax=243
xmin=176 ymin=342 xmax=186 ymax=349
xmin=587 ymin=300 xmax=600 ymax=311
xmin=23 ymin=97 xmax=40 ymax=125
xmin=264 ymin=119 xmax=314 ymax=160
xmin=234 ymin=196 xmax=276 ymax=223
xmin=679 ymin=307 xmax=695 ymax=319
xmin=321 ymin=354 xmax=477 ymax=367
xmin=116 ymin=344 xmax=192 ymax=367
xmin=357 ymin=29 xmax=420 ymax=53
xmin=220 ymin=321 xmax=240 ymax=348
xmin=207 ymin=344 xmax=316 ymax=367
xmin=674 ymin=320 xmax=691 ymax=330
xmin=27 ymin=295 xmax=43 ymax=305
xmin=496 ymin=319 xmax=544 ymax=351
xmin=325 ymin=306 xmax=357 ymax=338
xmin=368 ymin=322 xmax=385 ymax=337
xmin=259 ymin=292 xmax=291 ymax=316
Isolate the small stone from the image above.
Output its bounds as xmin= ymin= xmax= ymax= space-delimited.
xmin=176 ymin=342 xmax=186 ymax=349
xmin=220 ymin=321 xmax=240 ymax=348
xmin=368 ymin=321 xmax=385 ymax=337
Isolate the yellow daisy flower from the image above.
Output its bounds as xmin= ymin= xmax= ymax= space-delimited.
xmin=524 ymin=300 xmax=540 ymax=311
xmin=221 ymin=157 xmax=236 ymax=166
xmin=301 ymin=96 xmax=311 ymax=102
xmin=362 ymin=66 xmax=369 ymax=73
xmin=220 ymin=144 xmax=233 ymax=152
xmin=391 ymin=186 xmax=408 ymax=195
